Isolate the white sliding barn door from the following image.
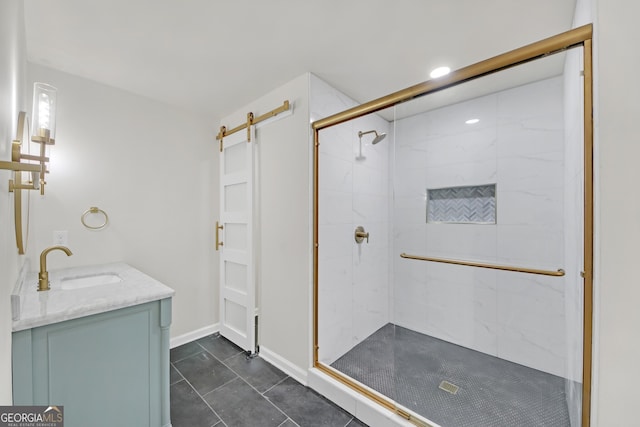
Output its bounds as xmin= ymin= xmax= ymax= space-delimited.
xmin=218 ymin=127 xmax=256 ymax=354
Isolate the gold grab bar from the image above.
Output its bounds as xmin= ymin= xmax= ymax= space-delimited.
xmin=400 ymin=253 xmax=565 ymax=277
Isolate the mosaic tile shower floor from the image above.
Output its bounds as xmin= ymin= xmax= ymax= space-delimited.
xmin=332 ymin=324 xmax=573 ymax=427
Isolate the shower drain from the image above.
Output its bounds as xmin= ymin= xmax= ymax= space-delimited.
xmin=439 ymin=380 xmax=460 ymax=395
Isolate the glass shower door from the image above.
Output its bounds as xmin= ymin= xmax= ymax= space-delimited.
xmin=313 ymin=28 xmax=591 ymax=426
xmin=316 ymin=108 xmax=397 ymax=407
xmin=390 ymin=50 xmax=585 ymax=427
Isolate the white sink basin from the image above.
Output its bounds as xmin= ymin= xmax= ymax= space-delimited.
xmin=60 ymin=273 xmax=122 ymax=290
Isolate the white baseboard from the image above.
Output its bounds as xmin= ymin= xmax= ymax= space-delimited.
xmin=259 ymin=346 xmax=308 ymax=385
xmin=170 ymin=323 xmax=219 ymax=349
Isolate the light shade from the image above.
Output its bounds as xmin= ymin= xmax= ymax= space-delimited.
xmin=32 ymin=82 xmax=57 ymax=142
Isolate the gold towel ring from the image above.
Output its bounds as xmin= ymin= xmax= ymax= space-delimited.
xmin=81 ymin=207 xmax=109 ymax=230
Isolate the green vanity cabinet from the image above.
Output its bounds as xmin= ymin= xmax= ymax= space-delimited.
xmin=12 ymin=298 xmax=172 ymax=427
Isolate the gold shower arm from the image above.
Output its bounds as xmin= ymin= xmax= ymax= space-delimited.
xmin=400 ymin=253 xmax=565 ymax=277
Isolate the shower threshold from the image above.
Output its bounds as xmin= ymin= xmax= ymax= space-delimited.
xmin=330 ymin=324 xmax=574 ymax=427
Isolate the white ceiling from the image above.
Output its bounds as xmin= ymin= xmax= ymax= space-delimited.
xmin=24 ymin=0 xmax=577 ymax=123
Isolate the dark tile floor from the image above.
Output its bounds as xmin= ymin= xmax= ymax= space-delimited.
xmin=332 ymin=323 xmax=572 ymax=427
xmin=170 ymin=333 xmax=368 ymax=427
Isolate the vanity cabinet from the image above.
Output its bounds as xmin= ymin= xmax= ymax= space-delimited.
xmin=12 ymin=298 xmax=172 ymax=427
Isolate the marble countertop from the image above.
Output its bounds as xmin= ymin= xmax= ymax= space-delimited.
xmin=12 ymin=262 xmax=175 ymax=332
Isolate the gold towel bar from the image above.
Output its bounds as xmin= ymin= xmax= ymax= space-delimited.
xmin=399 ymin=253 xmax=565 ymax=277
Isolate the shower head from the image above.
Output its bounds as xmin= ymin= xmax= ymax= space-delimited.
xmin=356 ymin=129 xmax=386 ymax=160
xmin=358 ymin=130 xmax=387 ymax=145
xmin=371 ymin=132 xmax=386 ymax=145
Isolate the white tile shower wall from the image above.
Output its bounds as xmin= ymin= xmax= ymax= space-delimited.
xmin=393 ymin=76 xmax=567 ymax=377
xmin=312 ymin=75 xmax=391 ymax=364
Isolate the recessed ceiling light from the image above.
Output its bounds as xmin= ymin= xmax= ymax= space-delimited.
xmin=465 ymin=118 xmax=480 ymax=124
xmin=430 ymin=66 xmax=451 ymax=79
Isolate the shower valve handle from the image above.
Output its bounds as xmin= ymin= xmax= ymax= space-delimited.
xmin=355 ymin=226 xmax=369 ymax=244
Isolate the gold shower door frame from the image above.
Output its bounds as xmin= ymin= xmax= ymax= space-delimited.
xmin=311 ymin=24 xmax=594 ymax=427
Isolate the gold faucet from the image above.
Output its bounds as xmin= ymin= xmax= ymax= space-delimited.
xmin=38 ymin=245 xmax=73 ymax=291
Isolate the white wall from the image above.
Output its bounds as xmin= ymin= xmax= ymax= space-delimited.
xmin=219 ymin=74 xmax=312 ymax=379
xmin=313 ymin=75 xmax=391 ymax=364
xmin=25 ymin=64 xmax=216 ymax=338
xmin=393 ymin=76 xmax=567 ymax=377
xmin=0 ymin=0 xmax=28 ymax=404
xmin=592 ymin=1 xmax=640 ymax=426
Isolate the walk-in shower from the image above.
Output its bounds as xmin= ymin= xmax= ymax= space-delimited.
xmin=312 ymin=25 xmax=593 ymax=427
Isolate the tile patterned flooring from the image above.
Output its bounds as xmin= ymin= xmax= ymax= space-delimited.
xmin=331 ymin=324 xmax=570 ymax=427
xmin=170 ymin=333 xmax=368 ymax=427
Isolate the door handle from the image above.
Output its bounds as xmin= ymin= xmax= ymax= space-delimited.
xmin=216 ymin=221 xmax=224 ymax=250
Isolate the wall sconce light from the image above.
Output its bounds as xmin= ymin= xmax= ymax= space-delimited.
xmin=0 ymin=82 xmax=58 ymax=254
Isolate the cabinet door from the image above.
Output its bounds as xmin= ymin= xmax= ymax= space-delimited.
xmin=13 ymin=300 xmax=171 ymax=427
